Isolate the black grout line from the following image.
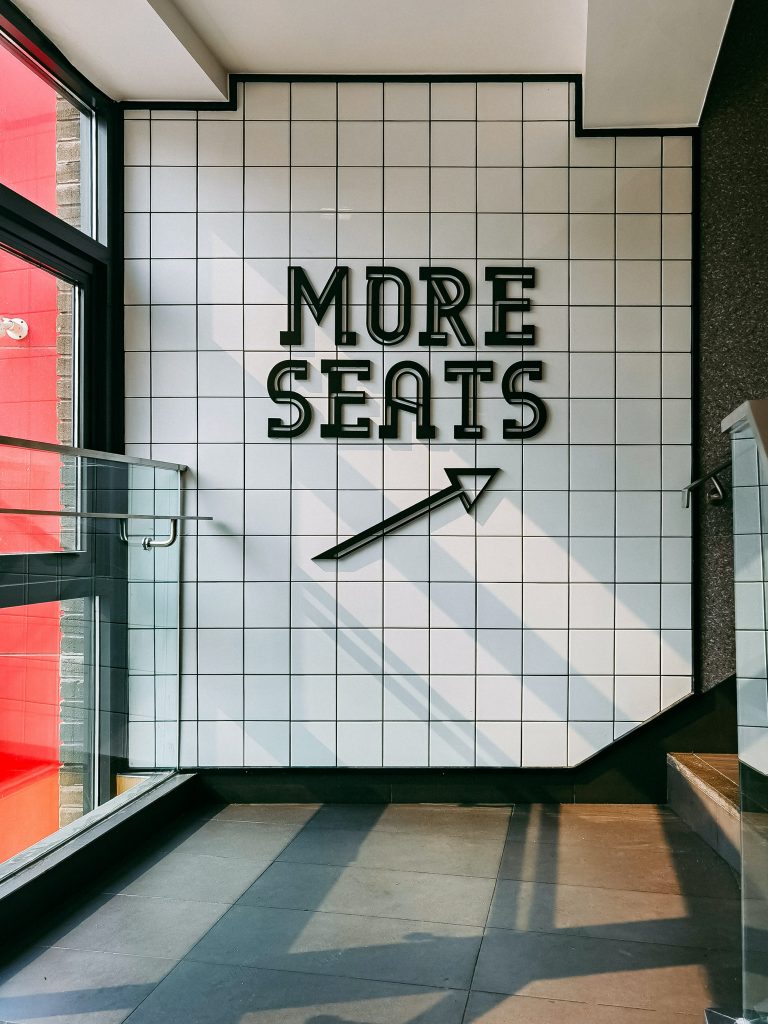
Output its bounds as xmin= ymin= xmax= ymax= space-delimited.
xmin=334 ymin=82 xmax=339 ymax=767
xmin=147 ymin=111 xmax=158 ymax=770
xmin=241 ymin=85 xmax=247 ymax=767
xmin=473 ymin=82 xmax=479 ymax=766
xmin=193 ymin=108 xmax=200 ymax=767
xmin=381 ymin=82 xmax=386 ymax=767
xmin=426 ymin=81 xmax=432 ymax=767
xmin=663 ymin=136 xmax=667 ymax=712
xmin=565 ymin=83 xmax=572 ymax=767
xmin=612 ymin=133 xmax=618 ymax=746
xmin=287 ymin=83 xmax=293 ymax=767
xmin=520 ymin=84 xmax=526 ymax=763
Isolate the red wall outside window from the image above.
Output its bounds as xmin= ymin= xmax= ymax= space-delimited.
xmin=0 ymin=43 xmax=68 ymax=860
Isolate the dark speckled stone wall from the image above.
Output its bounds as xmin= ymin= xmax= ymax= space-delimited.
xmin=697 ymin=0 xmax=768 ymax=690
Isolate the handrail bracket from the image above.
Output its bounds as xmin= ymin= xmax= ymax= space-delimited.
xmin=681 ymin=459 xmax=732 ymax=509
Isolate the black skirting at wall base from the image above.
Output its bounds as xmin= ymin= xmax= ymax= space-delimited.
xmin=198 ymin=679 xmax=737 ymax=806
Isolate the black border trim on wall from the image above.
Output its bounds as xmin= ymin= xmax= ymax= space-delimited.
xmin=121 ymin=69 xmax=698 ymax=137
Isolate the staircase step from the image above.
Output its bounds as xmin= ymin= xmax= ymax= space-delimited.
xmin=667 ymin=752 xmax=740 ymax=872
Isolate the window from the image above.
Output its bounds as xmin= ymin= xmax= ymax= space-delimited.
xmin=0 ymin=599 xmax=94 ymax=862
xmin=0 ymin=9 xmax=121 ymax=449
xmin=0 ymin=248 xmax=78 ymax=445
xmin=0 ymin=38 xmax=93 ymax=235
xmin=0 ymin=7 xmax=123 ymax=869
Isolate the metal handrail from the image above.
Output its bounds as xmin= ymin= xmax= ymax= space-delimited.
xmin=0 ymin=508 xmax=208 ymax=521
xmin=681 ymin=458 xmax=732 ymax=508
xmin=0 ymin=508 xmax=211 ymax=551
xmin=0 ymin=434 xmax=188 ymax=473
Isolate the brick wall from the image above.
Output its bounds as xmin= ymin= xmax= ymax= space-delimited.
xmin=56 ymin=96 xmax=87 ymax=826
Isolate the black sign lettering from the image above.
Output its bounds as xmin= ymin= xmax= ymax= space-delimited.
xmin=418 ymin=267 xmax=474 ymax=347
xmin=320 ymin=359 xmax=373 ymax=439
xmin=379 ymin=360 xmax=437 ymax=440
xmin=501 ymin=360 xmax=548 ymax=439
xmin=267 ymin=360 xmax=312 ymax=438
xmin=445 ymin=361 xmax=495 ymax=439
xmin=366 ymin=267 xmax=412 ymax=346
xmin=280 ymin=266 xmax=357 ymax=347
xmin=484 ymin=266 xmax=535 ymax=346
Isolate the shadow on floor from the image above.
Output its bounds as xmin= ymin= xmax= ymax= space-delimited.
xmin=0 ymin=800 xmax=743 ymax=1024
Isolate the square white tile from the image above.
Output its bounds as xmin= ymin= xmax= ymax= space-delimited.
xmin=291 ymin=722 xmax=336 ymax=766
xmin=244 ymin=82 xmax=290 ymax=120
xmin=337 ymin=723 xmax=383 ymax=767
xmin=384 ymin=721 xmax=428 ymax=766
xmin=523 ymin=120 xmax=569 ymax=166
xmin=244 ymin=721 xmax=290 ymax=766
xmin=522 ymin=721 xmax=567 ymax=767
xmin=476 ymin=722 xmax=522 ymax=767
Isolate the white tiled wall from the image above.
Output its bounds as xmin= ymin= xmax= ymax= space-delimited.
xmin=123 ymin=79 xmax=694 ymax=769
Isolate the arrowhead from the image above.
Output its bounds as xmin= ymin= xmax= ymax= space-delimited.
xmin=444 ymin=467 xmax=500 ymax=512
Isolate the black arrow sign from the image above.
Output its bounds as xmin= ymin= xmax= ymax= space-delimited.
xmin=314 ymin=467 xmax=500 ymax=561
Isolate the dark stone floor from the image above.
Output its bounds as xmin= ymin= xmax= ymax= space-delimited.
xmin=0 ymin=802 xmax=741 ymax=1023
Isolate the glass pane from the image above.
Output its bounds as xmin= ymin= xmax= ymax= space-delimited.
xmin=0 ymin=38 xmax=93 ymax=235
xmin=0 ymin=598 xmax=94 ymax=863
xmin=0 ymin=443 xmax=185 ymax=872
xmin=730 ymin=424 xmax=768 ymax=1020
xmin=125 ymin=463 xmax=181 ymax=773
xmin=0 ymin=248 xmax=77 ymax=445
xmin=0 ymin=445 xmax=78 ymax=554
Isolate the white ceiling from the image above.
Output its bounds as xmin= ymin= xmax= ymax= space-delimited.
xmin=585 ymin=0 xmax=734 ymax=128
xmin=14 ymin=0 xmax=733 ymax=128
xmin=15 ymin=0 xmax=228 ymax=102
xmin=178 ymin=0 xmax=587 ymax=76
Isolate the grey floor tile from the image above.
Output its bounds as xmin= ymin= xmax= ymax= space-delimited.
xmin=45 ymin=893 xmax=227 ymax=959
xmin=102 ymin=851 xmax=270 ymax=905
xmin=278 ymin=826 xmax=505 ymax=877
xmin=487 ymin=878 xmax=741 ymax=949
xmin=155 ymin=820 xmax=301 ymax=861
xmin=126 ymin=959 xmax=468 ymax=1024
xmin=463 ymin=990 xmax=701 ymax=1023
xmin=507 ymin=806 xmax=706 ymax=851
xmin=306 ymin=804 xmax=512 ymax=840
xmin=209 ymin=804 xmax=320 ymax=827
xmin=187 ymin=903 xmax=483 ymax=989
xmin=238 ymin=860 xmax=496 ymax=926
xmin=0 ymin=945 xmax=172 ymax=1024
xmin=472 ymin=928 xmax=740 ymax=1014
xmin=499 ymin=837 xmax=740 ymax=897
xmin=515 ymin=804 xmax=682 ymax=821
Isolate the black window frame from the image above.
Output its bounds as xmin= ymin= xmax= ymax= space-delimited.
xmin=0 ymin=0 xmax=123 ymax=452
